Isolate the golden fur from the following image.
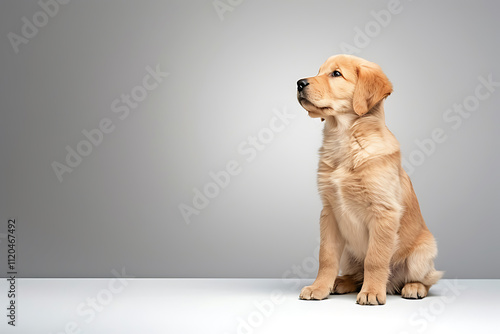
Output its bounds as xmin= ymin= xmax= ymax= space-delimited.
xmin=297 ymin=54 xmax=442 ymax=305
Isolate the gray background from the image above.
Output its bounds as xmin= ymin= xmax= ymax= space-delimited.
xmin=1 ymin=0 xmax=499 ymax=278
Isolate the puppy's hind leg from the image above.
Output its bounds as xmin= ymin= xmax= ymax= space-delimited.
xmin=401 ymin=231 xmax=444 ymax=300
xmin=401 ymin=282 xmax=428 ymax=299
xmin=333 ymin=275 xmax=362 ymax=294
xmin=333 ymin=251 xmax=363 ymax=294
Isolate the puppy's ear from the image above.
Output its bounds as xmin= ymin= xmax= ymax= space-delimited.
xmin=352 ymin=63 xmax=393 ymax=116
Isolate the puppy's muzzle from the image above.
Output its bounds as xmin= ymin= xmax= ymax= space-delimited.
xmin=297 ymin=79 xmax=309 ymax=92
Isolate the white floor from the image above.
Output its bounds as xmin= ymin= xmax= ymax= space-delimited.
xmin=0 ymin=278 xmax=498 ymax=333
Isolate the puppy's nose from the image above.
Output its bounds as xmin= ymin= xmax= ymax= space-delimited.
xmin=297 ymin=79 xmax=309 ymax=92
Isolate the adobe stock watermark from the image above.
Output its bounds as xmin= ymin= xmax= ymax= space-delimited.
xmin=48 ymin=267 xmax=134 ymax=334
xmin=281 ymin=240 xmax=320 ymax=290
xmin=222 ymin=239 xmax=320 ymax=334
xmin=51 ymin=64 xmax=169 ymax=182
xmin=402 ymin=73 xmax=499 ymax=176
xmin=398 ymin=279 xmax=467 ymax=334
xmin=222 ymin=290 xmax=286 ymax=334
xmin=213 ymin=0 xmax=244 ymax=21
xmin=178 ymin=106 xmax=296 ymax=224
xmin=7 ymin=0 xmax=71 ymax=54
xmin=339 ymin=0 xmax=407 ymax=55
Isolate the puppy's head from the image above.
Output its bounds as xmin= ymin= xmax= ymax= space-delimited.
xmin=297 ymin=54 xmax=393 ymax=119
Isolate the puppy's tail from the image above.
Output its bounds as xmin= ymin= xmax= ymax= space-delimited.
xmin=422 ymin=269 xmax=444 ymax=287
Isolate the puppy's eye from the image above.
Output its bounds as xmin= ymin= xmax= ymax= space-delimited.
xmin=331 ymin=70 xmax=342 ymax=77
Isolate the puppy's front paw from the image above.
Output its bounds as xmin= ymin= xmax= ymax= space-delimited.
xmin=356 ymin=290 xmax=386 ymax=305
xmin=299 ymin=285 xmax=330 ymax=300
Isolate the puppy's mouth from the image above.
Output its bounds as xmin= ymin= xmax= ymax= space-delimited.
xmin=297 ymin=97 xmax=311 ymax=108
xmin=298 ymin=96 xmax=332 ymax=113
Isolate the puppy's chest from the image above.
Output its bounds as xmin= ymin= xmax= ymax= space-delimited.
xmin=321 ymin=166 xmax=370 ymax=257
xmin=318 ymin=136 xmax=362 ymax=201
xmin=318 ymin=147 xmax=370 ymax=255
xmin=319 ymin=163 xmax=365 ymax=214
xmin=317 ymin=129 xmax=385 ymax=204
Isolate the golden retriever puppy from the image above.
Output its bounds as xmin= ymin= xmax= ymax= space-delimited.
xmin=296 ymin=54 xmax=442 ymax=305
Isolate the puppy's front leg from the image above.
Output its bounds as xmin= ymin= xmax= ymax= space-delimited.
xmin=299 ymin=206 xmax=344 ymax=300
xmin=357 ymin=214 xmax=398 ymax=305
